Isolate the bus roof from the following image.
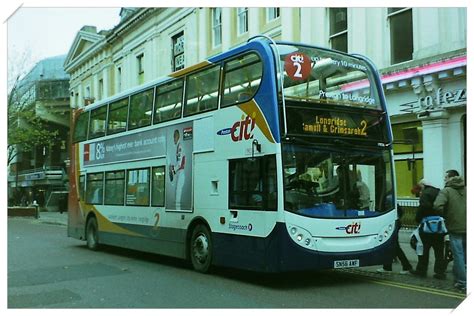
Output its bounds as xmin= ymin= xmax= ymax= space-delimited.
xmin=82 ymin=38 xmax=274 ymax=112
xmin=82 ymin=37 xmax=381 ymax=112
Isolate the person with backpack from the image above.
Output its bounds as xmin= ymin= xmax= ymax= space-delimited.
xmin=434 ymin=170 xmax=466 ymax=291
xmin=410 ymin=179 xmax=447 ymax=279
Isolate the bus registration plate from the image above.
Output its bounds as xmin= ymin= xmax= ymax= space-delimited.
xmin=334 ymin=259 xmax=359 ymax=269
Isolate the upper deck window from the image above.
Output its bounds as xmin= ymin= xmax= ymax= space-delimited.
xmin=89 ymin=105 xmax=107 ymax=139
xmin=129 ymin=88 xmax=153 ymax=130
xmin=221 ymin=53 xmax=263 ymax=107
xmin=154 ymin=79 xmax=183 ymax=123
xmin=107 ymin=98 xmax=129 ymax=135
xmin=276 ymin=44 xmax=382 ymax=110
xmin=73 ymin=112 xmax=89 ymax=143
xmin=184 ymin=65 xmax=220 ymax=117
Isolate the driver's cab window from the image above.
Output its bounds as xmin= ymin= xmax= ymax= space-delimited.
xmin=229 ymin=155 xmax=276 ymax=210
xmin=332 ymin=164 xmax=374 ymax=210
xmin=282 ymin=145 xmax=386 ymax=217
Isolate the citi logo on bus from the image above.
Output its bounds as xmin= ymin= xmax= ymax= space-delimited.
xmin=336 ymin=222 xmax=361 ymax=234
xmin=217 ymin=114 xmax=256 ymax=142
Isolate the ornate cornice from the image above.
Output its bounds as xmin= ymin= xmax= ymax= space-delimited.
xmin=63 ymin=31 xmax=106 ymax=74
xmin=106 ymin=8 xmax=156 ymax=44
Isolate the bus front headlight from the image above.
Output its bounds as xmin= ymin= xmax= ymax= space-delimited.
xmin=287 ymin=224 xmax=313 ymax=248
xmin=377 ymin=222 xmax=395 ymax=243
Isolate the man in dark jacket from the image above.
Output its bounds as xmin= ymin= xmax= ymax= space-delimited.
xmin=434 ymin=170 xmax=466 ymax=291
xmin=411 ymin=179 xmax=447 ymax=279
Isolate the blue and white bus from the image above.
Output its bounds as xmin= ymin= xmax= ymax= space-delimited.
xmin=69 ymin=36 xmax=397 ymax=273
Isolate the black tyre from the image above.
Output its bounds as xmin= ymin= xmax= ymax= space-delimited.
xmin=190 ymin=224 xmax=213 ymax=273
xmin=86 ymin=217 xmax=100 ymax=251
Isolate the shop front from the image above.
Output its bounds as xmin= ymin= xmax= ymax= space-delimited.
xmin=383 ymin=54 xmax=466 ymax=205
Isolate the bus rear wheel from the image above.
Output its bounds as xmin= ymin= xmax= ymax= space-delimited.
xmin=86 ymin=217 xmax=100 ymax=251
xmin=190 ymin=224 xmax=212 ymax=273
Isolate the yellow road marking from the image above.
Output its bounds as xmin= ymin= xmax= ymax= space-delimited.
xmin=369 ymin=278 xmax=466 ymax=300
xmin=338 ymin=271 xmax=466 ymax=300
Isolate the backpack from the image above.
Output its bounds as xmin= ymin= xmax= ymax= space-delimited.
xmin=420 ymin=216 xmax=448 ymax=234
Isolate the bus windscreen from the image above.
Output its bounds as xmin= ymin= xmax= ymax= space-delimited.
xmin=275 ymin=44 xmax=382 ymax=110
xmin=282 ymin=144 xmax=394 ymax=218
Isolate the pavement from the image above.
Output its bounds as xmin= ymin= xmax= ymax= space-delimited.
xmin=23 ymin=211 xmax=465 ymax=294
xmin=355 ymin=227 xmax=463 ymax=294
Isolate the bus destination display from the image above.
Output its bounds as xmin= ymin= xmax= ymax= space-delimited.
xmin=286 ymin=107 xmax=388 ymax=143
xmin=302 ymin=115 xmax=368 ymax=137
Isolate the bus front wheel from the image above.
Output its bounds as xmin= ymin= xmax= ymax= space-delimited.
xmin=86 ymin=217 xmax=100 ymax=251
xmin=190 ymin=224 xmax=212 ymax=273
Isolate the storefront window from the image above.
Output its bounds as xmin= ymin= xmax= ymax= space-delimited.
xmin=393 ymin=122 xmax=423 ymax=199
xmin=392 ymin=122 xmax=423 ymax=154
xmin=395 ymin=159 xmax=423 ymax=198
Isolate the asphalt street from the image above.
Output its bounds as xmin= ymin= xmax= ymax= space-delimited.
xmin=7 ymin=212 xmax=468 ymax=309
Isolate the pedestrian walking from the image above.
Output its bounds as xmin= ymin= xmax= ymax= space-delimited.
xmin=434 ymin=170 xmax=466 ymax=291
xmin=410 ymin=179 xmax=447 ymax=279
xmin=377 ymin=204 xmax=413 ymax=274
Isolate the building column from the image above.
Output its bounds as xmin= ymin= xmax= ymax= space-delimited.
xmin=300 ymin=8 xmax=322 ymax=44
xmin=248 ymin=8 xmax=260 ymax=38
xmin=349 ymin=8 xmax=367 ymax=54
xmin=148 ymin=36 xmax=157 ymax=79
xmin=198 ymin=8 xmax=209 ymax=61
xmin=186 ymin=10 xmax=199 ymax=66
xmin=124 ymin=51 xmax=133 ymax=90
xmin=281 ymin=8 xmax=294 ymax=41
xmin=413 ymin=8 xmax=441 ymax=60
xmin=77 ymin=84 xmax=83 ymax=107
xmin=92 ymin=73 xmax=99 ymax=101
xmin=102 ymin=67 xmax=109 ymax=99
xmin=222 ymin=8 xmax=231 ymax=51
xmin=306 ymin=8 xmax=327 ymax=47
xmin=419 ymin=109 xmax=450 ymax=188
xmin=445 ymin=111 xmax=465 ymax=177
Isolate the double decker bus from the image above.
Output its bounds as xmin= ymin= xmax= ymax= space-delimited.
xmin=69 ymin=36 xmax=396 ymax=273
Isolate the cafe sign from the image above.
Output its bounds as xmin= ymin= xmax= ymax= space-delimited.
xmin=419 ymin=87 xmax=466 ymax=109
xmin=400 ymin=87 xmax=466 ymax=114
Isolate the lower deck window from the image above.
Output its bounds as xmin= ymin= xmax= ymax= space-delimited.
xmin=229 ymin=155 xmax=277 ymax=210
xmin=79 ymin=175 xmax=85 ymax=201
xmin=86 ymin=172 xmax=104 ymax=204
xmin=126 ymin=168 xmax=150 ymax=206
xmin=151 ymin=166 xmax=165 ymax=207
xmin=105 ymin=170 xmax=125 ymax=205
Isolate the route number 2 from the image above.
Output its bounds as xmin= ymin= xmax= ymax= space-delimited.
xmin=284 ymin=52 xmax=311 ymax=81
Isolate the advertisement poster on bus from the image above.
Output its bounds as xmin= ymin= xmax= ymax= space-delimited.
xmin=83 ymin=129 xmax=166 ymax=166
xmin=165 ymin=123 xmax=193 ymax=211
